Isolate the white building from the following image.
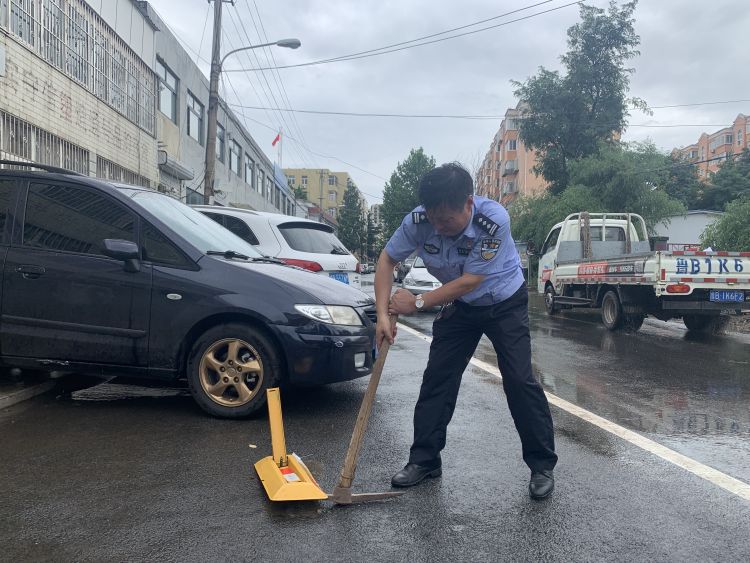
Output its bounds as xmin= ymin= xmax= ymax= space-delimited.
xmin=0 ymin=0 xmax=295 ymax=214
xmin=654 ymin=211 xmax=723 ymax=250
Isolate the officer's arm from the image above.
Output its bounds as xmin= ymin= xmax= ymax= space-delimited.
xmin=375 ymin=250 xmax=398 ymax=318
xmin=421 ymin=272 xmax=485 ymax=308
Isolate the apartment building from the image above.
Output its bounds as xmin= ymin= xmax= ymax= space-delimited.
xmin=284 ymin=167 xmax=366 ymax=219
xmin=476 ymin=104 xmax=547 ymax=205
xmin=370 ymin=203 xmax=382 ymax=227
xmin=0 ymin=0 xmax=294 ymax=215
xmin=674 ymin=114 xmax=749 ymax=181
xmin=0 ymin=0 xmax=159 ymax=185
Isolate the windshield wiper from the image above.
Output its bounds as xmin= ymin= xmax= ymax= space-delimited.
xmin=250 ymin=256 xmax=287 ymax=265
xmin=206 ymin=250 xmax=250 ymax=260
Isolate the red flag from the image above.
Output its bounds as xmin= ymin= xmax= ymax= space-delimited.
xmin=272 ymin=132 xmax=281 ymax=146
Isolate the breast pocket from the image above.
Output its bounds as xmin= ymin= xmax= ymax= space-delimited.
xmin=422 ymin=254 xmax=461 ymax=283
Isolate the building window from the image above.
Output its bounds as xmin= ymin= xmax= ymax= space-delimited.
xmin=505 ymin=119 xmax=517 ymax=130
xmin=687 ymin=149 xmax=698 ymax=160
xmin=738 ymin=130 xmax=743 ymax=146
xmin=496 ymin=141 xmax=502 ymax=152
xmin=507 ymin=139 xmax=517 ymax=151
xmin=301 ymin=175 xmax=308 ymax=186
xmin=328 ymin=207 xmax=336 ymax=217
xmin=328 ymin=190 xmax=336 ymax=202
xmin=216 ymin=124 xmax=225 ymax=162
xmin=187 ymin=92 xmax=204 ymax=144
xmin=5 ymin=0 xmax=155 ymax=134
xmin=288 ymin=175 xmax=295 ymax=185
xmin=229 ymin=141 xmax=241 ymax=175
xmin=709 ymin=134 xmax=733 ymax=152
xmin=244 ymin=154 xmax=255 ymax=187
xmin=328 ymin=175 xmax=336 ymax=186
xmin=504 ymin=160 xmax=518 ymax=174
xmin=156 ymin=59 xmax=178 ymax=123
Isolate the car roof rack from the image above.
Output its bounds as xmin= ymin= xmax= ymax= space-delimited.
xmin=0 ymin=159 xmax=86 ymax=176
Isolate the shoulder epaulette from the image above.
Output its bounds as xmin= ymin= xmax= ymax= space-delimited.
xmin=412 ymin=211 xmax=429 ymax=224
xmin=473 ymin=213 xmax=499 ymax=236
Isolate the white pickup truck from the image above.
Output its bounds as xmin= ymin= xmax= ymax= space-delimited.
xmin=532 ymin=212 xmax=750 ymax=332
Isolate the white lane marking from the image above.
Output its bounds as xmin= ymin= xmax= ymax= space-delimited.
xmin=396 ymin=322 xmax=750 ymax=502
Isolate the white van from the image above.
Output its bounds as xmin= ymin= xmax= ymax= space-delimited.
xmin=194 ymin=206 xmax=362 ymax=289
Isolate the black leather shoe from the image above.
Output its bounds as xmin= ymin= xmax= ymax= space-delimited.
xmin=529 ymin=470 xmax=554 ymax=500
xmin=391 ymin=463 xmax=442 ymax=488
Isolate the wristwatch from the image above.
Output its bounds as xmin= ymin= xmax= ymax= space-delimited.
xmin=415 ymin=294 xmax=425 ymax=310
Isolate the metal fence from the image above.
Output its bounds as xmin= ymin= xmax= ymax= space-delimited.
xmin=3 ymin=0 xmax=155 ymax=135
xmin=0 ymin=109 xmax=90 ymax=173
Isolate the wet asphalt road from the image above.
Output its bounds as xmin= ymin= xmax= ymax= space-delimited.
xmin=1 ymin=274 xmax=749 ymax=561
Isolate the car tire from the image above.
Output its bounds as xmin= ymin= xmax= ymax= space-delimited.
xmin=187 ymin=323 xmax=281 ymax=418
xmin=623 ymin=314 xmax=645 ymax=333
xmin=683 ymin=314 xmax=727 ymax=335
xmin=601 ymin=290 xmax=623 ymax=331
xmin=544 ymin=285 xmax=557 ymax=315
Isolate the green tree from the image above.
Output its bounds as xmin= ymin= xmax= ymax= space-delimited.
xmin=513 ymin=1 xmax=643 ymax=194
xmin=696 ymin=149 xmax=750 ymax=211
xmin=700 ymin=196 xmax=750 ymax=251
xmin=510 ymin=142 xmax=686 ymax=251
xmin=380 ymin=147 xmax=436 ymax=240
xmin=661 ymin=155 xmax=703 ymax=209
xmin=365 ymin=212 xmax=380 ymax=261
xmin=337 ymin=182 xmax=365 ymax=255
xmin=293 ymin=185 xmax=307 ymax=201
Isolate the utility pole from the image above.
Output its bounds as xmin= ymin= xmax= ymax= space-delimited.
xmin=204 ymin=0 xmax=226 ymax=205
xmin=319 ymin=169 xmax=325 ymax=223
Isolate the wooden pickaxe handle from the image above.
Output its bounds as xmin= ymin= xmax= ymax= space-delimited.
xmin=336 ymin=314 xmax=397 ymax=489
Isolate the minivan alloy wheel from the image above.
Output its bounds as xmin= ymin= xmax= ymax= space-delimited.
xmin=199 ymin=338 xmax=263 ymax=406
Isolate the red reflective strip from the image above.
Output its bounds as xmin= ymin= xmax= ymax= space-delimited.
xmin=681 ymin=277 xmax=693 ymax=282
xmin=703 ymin=278 xmax=716 ymax=283
xmin=695 ymin=252 xmax=707 ymax=256
xmin=727 ymin=278 xmax=739 ymax=283
xmin=661 ymin=268 xmax=666 ymax=281
xmin=716 ymin=251 xmax=729 ymax=256
xmin=741 ymin=252 xmax=750 ymax=257
xmin=672 ymin=251 xmax=685 ymax=255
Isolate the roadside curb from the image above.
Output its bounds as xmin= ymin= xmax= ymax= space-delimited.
xmin=0 ymin=381 xmax=56 ymax=411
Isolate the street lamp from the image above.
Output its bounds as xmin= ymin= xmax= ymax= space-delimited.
xmin=203 ymin=1 xmax=301 ymax=204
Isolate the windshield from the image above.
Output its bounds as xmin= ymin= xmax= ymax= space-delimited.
xmin=277 ymin=222 xmax=351 ymax=255
xmin=122 ymin=189 xmax=262 ymax=257
xmin=413 ymin=257 xmax=426 ymax=268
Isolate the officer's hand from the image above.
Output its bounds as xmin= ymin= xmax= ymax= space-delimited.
xmin=376 ymin=314 xmax=397 ymax=348
xmin=389 ymin=288 xmax=417 ymax=315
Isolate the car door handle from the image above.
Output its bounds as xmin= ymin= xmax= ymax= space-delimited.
xmin=16 ymin=265 xmax=46 ymax=279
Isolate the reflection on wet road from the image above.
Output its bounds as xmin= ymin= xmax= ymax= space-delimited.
xmin=385 ymin=279 xmax=750 ymax=485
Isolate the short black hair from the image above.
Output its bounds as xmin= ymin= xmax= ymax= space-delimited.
xmin=418 ymin=162 xmax=474 ymax=210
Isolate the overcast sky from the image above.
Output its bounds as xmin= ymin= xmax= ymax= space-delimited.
xmin=147 ymin=0 xmax=750 ymax=205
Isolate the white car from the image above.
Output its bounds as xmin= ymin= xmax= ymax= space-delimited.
xmin=193 ymin=206 xmax=361 ymax=289
xmin=401 ymin=256 xmax=442 ymax=296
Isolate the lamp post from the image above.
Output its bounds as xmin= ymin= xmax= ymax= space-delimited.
xmin=203 ymin=1 xmax=300 ymax=204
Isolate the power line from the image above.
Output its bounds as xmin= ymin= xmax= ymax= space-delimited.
xmin=223 ymin=0 xmax=583 ymax=72
xmin=225 ymin=103 xmax=732 ymax=128
xmin=645 ymin=99 xmax=750 ymax=110
xmin=245 ymin=0 xmax=317 ymax=168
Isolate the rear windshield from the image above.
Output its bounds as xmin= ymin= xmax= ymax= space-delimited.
xmin=277 ymin=222 xmax=350 ymax=255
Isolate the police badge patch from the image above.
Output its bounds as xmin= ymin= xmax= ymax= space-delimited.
xmin=423 ymin=242 xmax=440 ymax=254
xmin=480 ymin=239 xmax=501 ymax=261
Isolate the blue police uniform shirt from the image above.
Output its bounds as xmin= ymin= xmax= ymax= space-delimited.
xmin=385 ymin=196 xmax=524 ymax=305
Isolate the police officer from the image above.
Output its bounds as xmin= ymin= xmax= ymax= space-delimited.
xmin=374 ymin=163 xmax=557 ymax=500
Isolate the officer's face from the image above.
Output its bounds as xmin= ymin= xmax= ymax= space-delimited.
xmin=426 ymin=198 xmax=473 ymax=236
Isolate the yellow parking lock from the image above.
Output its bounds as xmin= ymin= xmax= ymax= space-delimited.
xmin=254 ymin=388 xmax=328 ymax=501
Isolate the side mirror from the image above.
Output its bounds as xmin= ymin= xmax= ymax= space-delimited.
xmin=102 ymin=239 xmax=141 ymax=273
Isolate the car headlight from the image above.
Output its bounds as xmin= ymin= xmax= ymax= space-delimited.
xmin=294 ymin=305 xmax=363 ymax=326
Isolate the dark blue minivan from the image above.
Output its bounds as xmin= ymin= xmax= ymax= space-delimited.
xmin=0 ymin=162 xmax=376 ymax=418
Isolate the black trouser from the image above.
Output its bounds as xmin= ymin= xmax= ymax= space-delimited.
xmin=409 ymin=284 xmax=558 ymax=473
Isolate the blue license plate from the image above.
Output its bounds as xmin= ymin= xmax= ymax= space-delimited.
xmin=709 ymin=290 xmax=745 ymax=303
xmin=329 ymin=272 xmax=349 ymax=284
